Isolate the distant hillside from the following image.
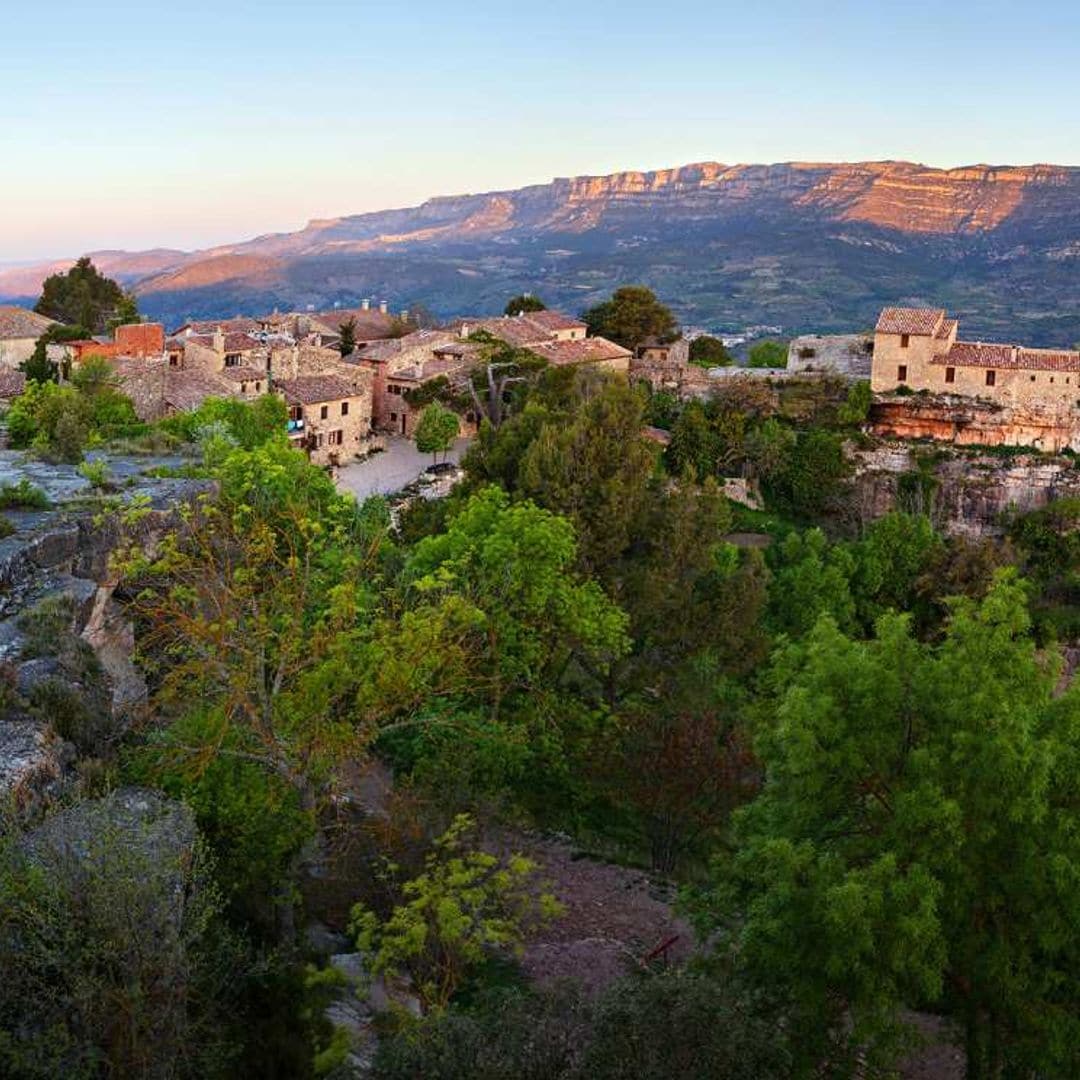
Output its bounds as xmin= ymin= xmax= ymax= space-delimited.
xmin=4 ymin=161 xmax=1080 ymax=342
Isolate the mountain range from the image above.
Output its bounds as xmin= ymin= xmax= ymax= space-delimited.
xmin=4 ymin=161 xmax=1080 ymax=344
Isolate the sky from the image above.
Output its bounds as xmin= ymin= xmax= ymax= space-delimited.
xmin=3 ymin=0 xmax=1079 ymax=260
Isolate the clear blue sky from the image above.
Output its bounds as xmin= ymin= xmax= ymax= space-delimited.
xmin=3 ymin=0 xmax=1078 ymax=260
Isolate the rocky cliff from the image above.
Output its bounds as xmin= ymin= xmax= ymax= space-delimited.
xmin=852 ymin=445 xmax=1080 ymax=538
xmin=0 ymin=452 xmax=209 ymax=817
xmin=4 ymin=160 xmax=1080 ymax=341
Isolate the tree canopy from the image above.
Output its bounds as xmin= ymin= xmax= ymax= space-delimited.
xmin=582 ymin=286 xmax=678 ymax=351
xmin=504 ymin=294 xmax=546 ymax=316
xmin=34 ymin=257 xmax=134 ymax=334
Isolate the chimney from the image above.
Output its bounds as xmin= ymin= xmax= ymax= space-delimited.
xmin=361 ymin=298 xmax=370 ymax=311
xmin=379 ymin=300 xmax=388 ymax=315
xmin=213 ymin=328 xmax=225 ymax=353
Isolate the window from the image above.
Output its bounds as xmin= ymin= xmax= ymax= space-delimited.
xmin=320 ymin=404 xmax=329 ymax=420
xmin=389 ymin=411 xmax=397 ymax=422
xmin=1031 ymin=375 xmax=1037 ymax=382
xmin=316 ymin=433 xmax=324 ymax=448
xmin=341 ymin=401 xmax=349 ymax=416
xmin=986 ymin=370 xmax=996 ymax=386
xmin=1051 ymin=376 xmax=1055 ymax=384
xmin=897 ymin=365 xmax=908 ymax=382
xmin=900 ymin=334 xmax=910 ymax=348
xmin=255 ymin=381 xmax=261 ymax=392
xmin=240 ymin=382 xmax=247 ymax=394
xmin=224 ymin=353 xmax=241 ymax=367
xmin=945 ymin=367 xmax=955 ymax=384
xmin=388 ymin=385 xmax=402 ymax=396
xmin=328 ymin=430 xmax=343 ymax=446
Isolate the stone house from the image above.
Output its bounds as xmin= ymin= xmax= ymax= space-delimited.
xmin=352 ymin=330 xmax=465 ymax=435
xmin=274 ymin=373 xmax=373 ymax=467
xmin=0 ymin=306 xmax=54 ymax=368
xmin=523 ymin=336 xmax=632 ymax=373
xmin=871 ymin=307 xmax=1080 ymax=410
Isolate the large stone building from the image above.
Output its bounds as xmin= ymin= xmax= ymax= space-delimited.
xmin=275 ymin=374 xmax=373 ymax=467
xmin=0 ymin=307 xmax=54 ymax=368
xmin=871 ymin=307 xmax=1080 ymax=409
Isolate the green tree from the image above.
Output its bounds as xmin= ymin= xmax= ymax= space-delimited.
xmin=518 ymin=378 xmax=658 ymax=574
xmin=666 ymin=399 xmax=718 ymax=478
xmin=414 ymin=402 xmax=460 ymax=464
xmin=33 ymin=257 xmax=127 ymax=333
xmin=747 ymin=339 xmax=789 ymax=369
xmin=120 ymin=440 xmax=383 ymax=937
xmin=689 ymin=334 xmax=733 ymax=367
xmin=503 ymin=294 xmax=546 ymax=316
xmin=20 ymin=323 xmax=91 ymax=383
xmin=582 ymin=286 xmax=678 ymax=351
xmin=338 ymin=315 xmax=357 ymax=357
xmin=106 ymin=291 xmax=140 ymax=332
xmin=0 ymin=802 xmax=237 ymax=1079
xmin=350 ymin=814 xmax=561 ymax=1014
xmin=700 ymin=571 xmax=1080 ymax=1077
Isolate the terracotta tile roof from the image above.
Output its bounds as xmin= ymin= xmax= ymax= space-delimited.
xmin=310 ymin=309 xmax=397 ymax=339
xmin=0 ymin=306 xmax=54 ymax=340
xmin=389 ymin=356 xmax=471 ymax=383
xmin=219 ymin=365 xmax=267 ymax=383
xmin=875 ymin=307 xmax=946 ymax=336
xmin=175 ymin=317 xmax=262 ymax=336
xmin=518 ymin=310 xmax=587 ymax=333
xmin=222 ymin=332 xmax=262 ymax=353
xmin=934 ymin=318 xmax=958 ymax=341
xmin=458 ymin=317 xmax=551 ymax=348
xmin=525 ymin=336 xmax=632 ymax=366
xmin=164 ymin=370 xmax=233 ymax=412
xmin=0 ymin=368 xmax=27 ymax=399
xmin=273 ymin=374 xmax=360 ymax=405
xmin=930 ymin=341 xmax=1080 ymax=371
xmin=1016 ymin=348 xmax=1080 ymax=371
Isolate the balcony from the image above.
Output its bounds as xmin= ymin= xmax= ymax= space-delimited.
xmin=287 ymin=418 xmax=305 ymax=433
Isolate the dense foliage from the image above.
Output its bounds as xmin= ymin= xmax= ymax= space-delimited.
xmin=582 ymin=285 xmax=678 ymax=350
xmin=33 ymin=257 xmax=135 ymax=334
xmin=7 ymin=353 xmax=1080 ymax=1078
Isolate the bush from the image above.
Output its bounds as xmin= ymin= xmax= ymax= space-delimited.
xmin=0 ymin=479 xmax=50 ymax=510
xmin=747 ymin=340 xmax=789 ymax=369
xmin=797 ymin=345 xmax=817 ymax=359
xmin=373 ymin=972 xmax=791 ymax=1080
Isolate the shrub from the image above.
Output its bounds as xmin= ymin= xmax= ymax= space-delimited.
xmin=77 ymin=459 xmax=111 ymax=490
xmin=0 ymin=479 xmax=50 ymax=510
xmin=797 ymin=345 xmax=817 ymax=359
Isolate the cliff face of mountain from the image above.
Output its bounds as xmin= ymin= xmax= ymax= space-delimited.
xmin=4 ymin=161 xmax=1080 ymax=339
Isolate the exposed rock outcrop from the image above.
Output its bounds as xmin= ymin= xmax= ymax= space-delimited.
xmin=0 ymin=451 xmax=210 ymax=817
xmin=852 ymin=445 xmax=1080 ymax=537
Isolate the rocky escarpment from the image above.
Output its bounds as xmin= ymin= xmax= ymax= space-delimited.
xmin=0 ymin=452 xmax=209 ymax=818
xmin=852 ymin=445 xmax=1080 ymax=537
xmin=5 ymin=160 xmax=1080 ymax=341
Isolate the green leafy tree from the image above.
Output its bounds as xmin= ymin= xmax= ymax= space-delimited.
xmin=34 ymin=257 xmax=127 ymax=333
xmin=666 ymin=399 xmax=718 ymax=478
xmin=503 ymin=294 xmax=546 ymax=316
xmin=414 ymin=402 xmax=460 ymax=465
xmin=582 ymin=286 xmax=678 ymax=351
xmin=699 ymin=571 xmax=1080 ymax=1077
xmin=20 ymin=323 xmax=91 ymax=383
xmin=0 ymin=804 xmax=237 ymax=1079
xmin=120 ymin=440 xmax=384 ymax=937
xmin=764 ymin=427 xmax=850 ymax=519
xmin=747 ymin=339 xmax=789 ymax=369
xmin=518 ymin=379 xmax=658 ymax=574
xmin=350 ymin=814 xmax=561 ymax=1014
xmin=338 ymin=315 xmax=357 ymax=357
xmin=106 ymin=291 xmax=140 ymax=332
xmin=689 ymin=334 xmax=733 ymax=367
